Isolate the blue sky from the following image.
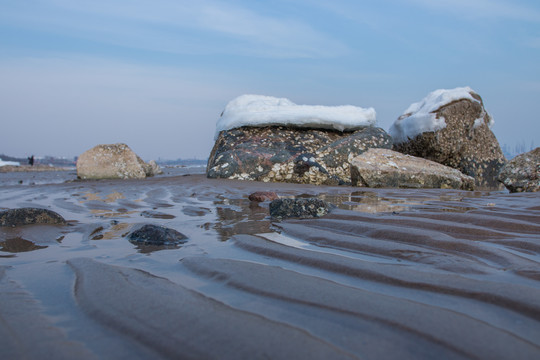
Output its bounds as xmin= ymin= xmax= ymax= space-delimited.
xmin=1 ymin=0 xmax=539 ymax=160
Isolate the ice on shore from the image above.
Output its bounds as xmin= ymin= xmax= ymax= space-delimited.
xmin=0 ymin=158 xmax=20 ymax=167
xmin=215 ymin=95 xmax=376 ymax=139
xmin=389 ymin=86 xmax=490 ymax=143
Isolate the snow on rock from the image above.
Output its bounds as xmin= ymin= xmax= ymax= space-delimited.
xmin=389 ymin=87 xmax=492 ymax=143
xmin=0 ymin=158 xmax=20 ymax=167
xmin=215 ymin=95 xmax=376 ymax=139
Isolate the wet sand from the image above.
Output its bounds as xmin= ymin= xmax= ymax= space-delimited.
xmin=1 ymin=172 xmax=539 ymax=359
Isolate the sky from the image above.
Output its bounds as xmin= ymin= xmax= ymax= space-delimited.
xmin=1 ymin=0 xmax=539 ymax=161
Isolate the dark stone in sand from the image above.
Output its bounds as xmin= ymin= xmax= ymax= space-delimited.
xmin=248 ymin=191 xmax=279 ymax=202
xmin=391 ymin=90 xmax=506 ymax=189
xmin=207 ymin=125 xmax=392 ymax=185
xmin=497 ymin=147 xmax=540 ymax=193
xmin=269 ymin=198 xmax=333 ymax=219
xmin=127 ymin=224 xmax=188 ymax=245
xmin=0 ymin=208 xmax=66 ymax=227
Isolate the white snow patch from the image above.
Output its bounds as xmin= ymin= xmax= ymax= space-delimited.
xmin=0 ymin=158 xmax=20 ymax=167
xmin=473 ymin=113 xmax=494 ymax=129
xmin=473 ymin=117 xmax=484 ymax=128
xmin=215 ymin=95 xmax=376 ymax=139
xmin=389 ymin=86 xmax=486 ymax=143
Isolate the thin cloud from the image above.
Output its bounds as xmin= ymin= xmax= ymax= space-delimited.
xmin=406 ymin=0 xmax=540 ymax=22
xmin=1 ymin=0 xmax=347 ymax=58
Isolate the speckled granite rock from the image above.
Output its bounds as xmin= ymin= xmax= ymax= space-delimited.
xmin=497 ymin=147 xmax=540 ymax=193
xmin=350 ymin=148 xmax=474 ymax=190
xmin=207 ymin=126 xmax=392 ymax=185
xmin=269 ymin=198 xmax=333 ymax=219
xmin=0 ymin=208 xmax=66 ymax=227
xmin=77 ymin=143 xmax=161 ymax=180
xmin=392 ymin=91 xmax=505 ymax=189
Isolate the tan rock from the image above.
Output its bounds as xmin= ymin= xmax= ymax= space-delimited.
xmin=350 ymin=148 xmax=474 ymax=190
xmin=77 ymin=143 xmax=159 ymax=180
xmin=391 ymin=89 xmax=505 ymax=189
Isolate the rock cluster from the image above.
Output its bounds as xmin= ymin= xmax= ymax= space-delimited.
xmin=0 ymin=208 xmax=66 ymax=227
xmin=77 ymin=143 xmax=162 ymax=180
xmin=497 ymin=147 xmax=539 ymax=193
xmin=269 ymin=198 xmax=334 ymax=219
xmin=391 ymin=90 xmax=505 ymax=189
xmin=207 ymin=126 xmax=391 ymax=185
xmin=207 ymin=90 xmax=509 ymax=191
xmin=350 ymin=148 xmax=474 ymax=190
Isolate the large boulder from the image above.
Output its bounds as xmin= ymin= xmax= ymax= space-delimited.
xmin=208 ymin=126 xmax=392 ymax=185
xmin=77 ymin=143 xmax=162 ymax=180
xmin=389 ymin=87 xmax=506 ymax=189
xmin=207 ymin=94 xmax=388 ymax=186
xmin=350 ymin=148 xmax=474 ymax=190
xmin=497 ymin=147 xmax=540 ymax=193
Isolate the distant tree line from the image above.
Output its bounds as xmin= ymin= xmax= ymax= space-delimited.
xmin=501 ymin=140 xmax=536 ymax=159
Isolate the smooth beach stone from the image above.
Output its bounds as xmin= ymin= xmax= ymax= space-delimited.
xmin=127 ymin=224 xmax=188 ymax=245
xmin=269 ymin=198 xmax=333 ymax=219
xmin=248 ymin=191 xmax=279 ymax=202
xmin=0 ymin=208 xmax=66 ymax=227
xmin=350 ymin=148 xmax=475 ymax=190
xmin=497 ymin=147 xmax=540 ymax=193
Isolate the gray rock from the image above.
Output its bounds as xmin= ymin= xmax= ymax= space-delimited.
xmin=77 ymin=143 xmax=160 ymax=180
xmin=207 ymin=126 xmax=392 ymax=185
xmin=127 ymin=224 xmax=188 ymax=245
xmin=144 ymin=160 xmax=163 ymax=177
xmin=0 ymin=208 xmax=66 ymax=227
xmin=350 ymin=148 xmax=474 ymax=190
xmin=269 ymin=198 xmax=333 ymax=219
xmin=391 ymin=90 xmax=505 ymax=189
xmin=497 ymin=147 xmax=540 ymax=193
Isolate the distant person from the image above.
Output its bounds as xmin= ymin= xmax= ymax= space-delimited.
xmin=28 ymin=155 xmax=34 ymax=166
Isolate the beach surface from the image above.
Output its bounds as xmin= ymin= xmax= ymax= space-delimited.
xmin=1 ymin=169 xmax=539 ymax=359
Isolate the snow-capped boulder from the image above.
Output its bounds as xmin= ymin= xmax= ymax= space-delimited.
xmin=497 ymin=147 xmax=539 ymax=193
xmin=77 ymin=143 xmax=161 ymax=180
xmin=207 ymin=95 xmax=391 ymax=185
xmin=215 ymin=94 xmax=376 ymax=139
xmin=350 ymin=148 xmax=474 ymax=190
xmin=390 ymin=87 xmax=505 ymax=189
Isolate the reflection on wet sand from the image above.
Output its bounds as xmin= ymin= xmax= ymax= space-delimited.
xmin=0 ymin=237 xmax=47 ymax=252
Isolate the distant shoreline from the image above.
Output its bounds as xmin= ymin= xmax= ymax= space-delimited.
xmin=0 ymin=165 xmax=74 ymax=173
